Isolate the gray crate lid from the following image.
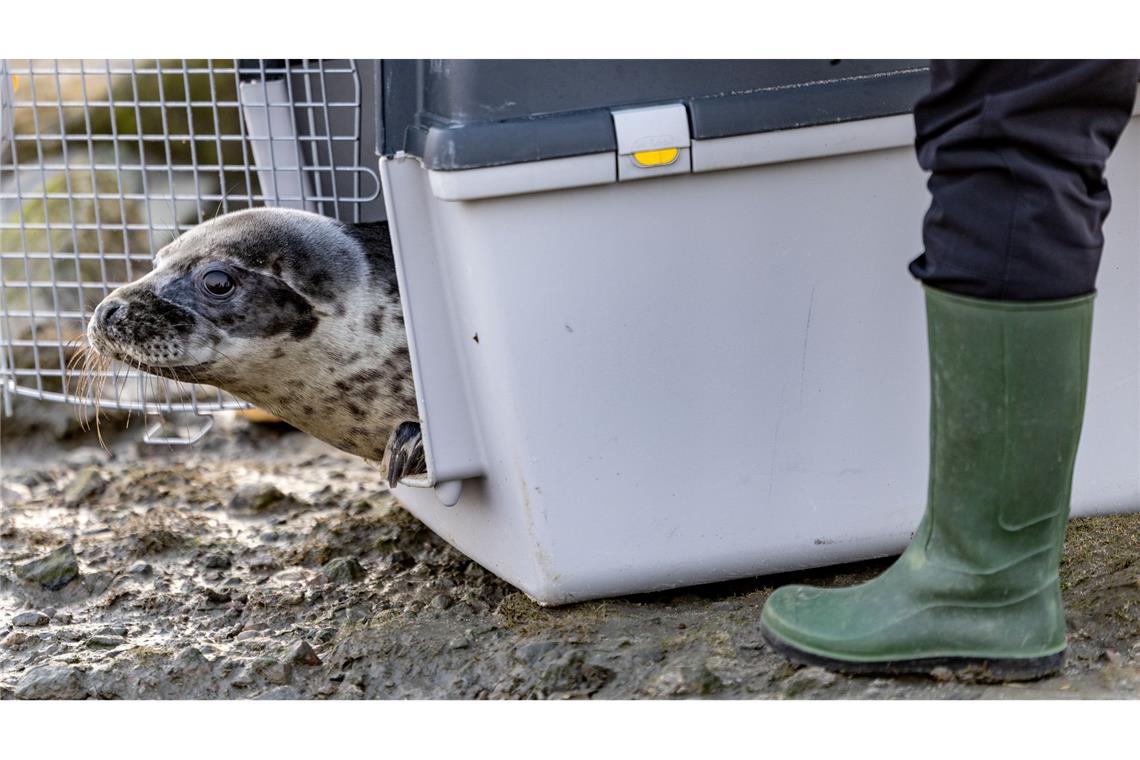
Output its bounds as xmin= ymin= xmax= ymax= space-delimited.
xmin=378 ymin=60 xmax=930 ymax=171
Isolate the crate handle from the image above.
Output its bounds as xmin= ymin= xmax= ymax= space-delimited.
xmin=143 ymin=414 xmax=215 ymax=445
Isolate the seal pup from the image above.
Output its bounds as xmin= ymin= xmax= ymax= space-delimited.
xmin=86 ymin=207 xmax=424 ymax=485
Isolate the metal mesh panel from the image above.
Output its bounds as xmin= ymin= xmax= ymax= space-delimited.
xmin=0 ymin=59 xmax=380 ymax=425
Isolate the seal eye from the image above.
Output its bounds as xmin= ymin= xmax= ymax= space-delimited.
xmin=201 ymin=270 xmax=236 ymax=299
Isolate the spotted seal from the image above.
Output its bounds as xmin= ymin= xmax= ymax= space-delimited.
xmin=86 ymin=207 xmax=424 ymax=484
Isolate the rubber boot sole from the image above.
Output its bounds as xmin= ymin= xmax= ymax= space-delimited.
xmin=761 ymin=624 xmax=1066 ymax=683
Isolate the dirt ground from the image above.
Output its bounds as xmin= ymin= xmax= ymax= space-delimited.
xmin=1 ymin=414 xmax=1138 ymax=700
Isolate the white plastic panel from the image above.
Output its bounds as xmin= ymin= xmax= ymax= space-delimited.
xmin=692 ymin=114 xmax=915 ymax=173
xmin=380 ymin=156 xmax=485 ymax=488
xmin=427 ymin=153 xmax=615 ymax=202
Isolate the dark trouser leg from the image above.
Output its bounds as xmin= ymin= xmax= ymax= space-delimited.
xmin=909 ymin=60 xmax=1139 ymax=300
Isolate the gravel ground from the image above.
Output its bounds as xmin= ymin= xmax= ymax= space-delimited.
xmin=1 ymin=416 xmax=1138 ymax=700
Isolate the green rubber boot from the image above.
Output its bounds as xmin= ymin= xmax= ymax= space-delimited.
xmin=760 ymin=285 xmax=1094 ymax=681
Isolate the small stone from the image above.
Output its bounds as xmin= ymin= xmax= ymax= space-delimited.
xmin=51 ymin=610 xmax=73 ymax=625
xmin=86 ymin=635 xmax=126 ymax=649
xmin=781 ymin=666 xmax=838 ymax=698
xmin=447 ymin=636 xmax=471 ymax=650
xmin=429 ymin=593 xmax=453 ymax=611
xmin=249 ymin=554 xmax=278 ymax=572
xmin=228 ymin=483 xmax=287 ymax=512
xmin=127 ymin=561 xmax=153 ymax=576
xmin=168 ymin=646 xmax=211 ymax=678
xmin=63 ymin=466 xmax=106 ymax=506
xmin=15 ymin=544 xmax=80 ymax=591
xmin=345 ymin=606 xmax=370 ymax=623
xmin=203 ymin=552 xmax=232 ymax=569
xmin=387 ymin=550 xmax=414 ymax=569
xmin=82 ymin=570 xmax=114 ymax=596
xmin=247 ymin=656 xmax=291 ymax=688
xmin=930 ymin=666 xmax=955 ymax=682
xmin=259 ymin=659 xmax=293 ymax=685
xmin=98 ymin=624 xmax=128 ymax=637
xmin=287 ymin=640 xmax=322 ymax=666
xmin=202 ymin=587 xmax=231 ymax=604
xmin=3 ymin=631 xmax=31 ymax=649
xmin=13 ymin=611 xmax=51 ymax=627
xmin=281 ymin=590 xmax=306 ymax=606
xmin=14 ymin=664 xmax=87 ymax=700
xmin=536 ymin=651 xmax=615 ymax=698
xmin=644 ymin=664 xmax=722 ymax=697
xmin=321 ymin=557 xmax=365 ymax=584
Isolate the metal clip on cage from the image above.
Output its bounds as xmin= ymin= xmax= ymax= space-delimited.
xmin=0 ymin=58 xmax=382 ymax=441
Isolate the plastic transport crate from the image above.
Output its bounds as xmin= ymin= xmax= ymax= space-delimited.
xmin=377 ymin=61 xmax=1140 ymax=605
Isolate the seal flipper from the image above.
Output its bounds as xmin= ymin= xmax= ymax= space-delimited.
xmin=383 ymin=421 xmax=426 ymax=489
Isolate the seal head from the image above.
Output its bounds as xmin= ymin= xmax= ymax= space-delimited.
xmin=88 ymin=207 xmax=417 ymax=464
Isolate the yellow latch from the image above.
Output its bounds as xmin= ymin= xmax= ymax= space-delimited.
xmin=631 ymin=147 xmax=680 ymax=168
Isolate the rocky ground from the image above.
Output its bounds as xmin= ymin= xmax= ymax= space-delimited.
xmin=1 ymin=416 xmax=1138 ymax=700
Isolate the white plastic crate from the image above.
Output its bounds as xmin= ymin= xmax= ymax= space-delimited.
xmin=382 ymin=99 xmax=1140 ymax=605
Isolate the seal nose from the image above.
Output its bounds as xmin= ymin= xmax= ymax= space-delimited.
xmin=94 ymin=299 xmax=126 ymax=331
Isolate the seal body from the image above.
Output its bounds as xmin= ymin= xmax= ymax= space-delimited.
xmin=88 ymin=207 xmax=417 ymax=465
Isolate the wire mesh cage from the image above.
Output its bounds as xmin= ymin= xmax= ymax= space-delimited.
xmin=1 ymin=58 xmax=381 ymax=440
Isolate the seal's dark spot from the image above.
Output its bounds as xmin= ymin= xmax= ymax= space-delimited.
xmin=347 ymin=368 xmax=386 ymax=385
xmin=290 ymin=316 xmax=318 ymax=340
xmin=355 ymin=384 xmax=379 ymax=403
xmin=367 ymin=309 xmax=386 ymax=336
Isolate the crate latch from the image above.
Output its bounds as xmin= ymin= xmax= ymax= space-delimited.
xmin=611 ymin=103 xmax=692 ymax=182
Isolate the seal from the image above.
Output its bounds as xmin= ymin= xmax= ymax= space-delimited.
xmin=86 ymin=207 xmax=424 ymax=485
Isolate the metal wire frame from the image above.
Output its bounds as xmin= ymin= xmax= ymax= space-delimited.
xmin=0 ymin=58 xmax=381 ymax=422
